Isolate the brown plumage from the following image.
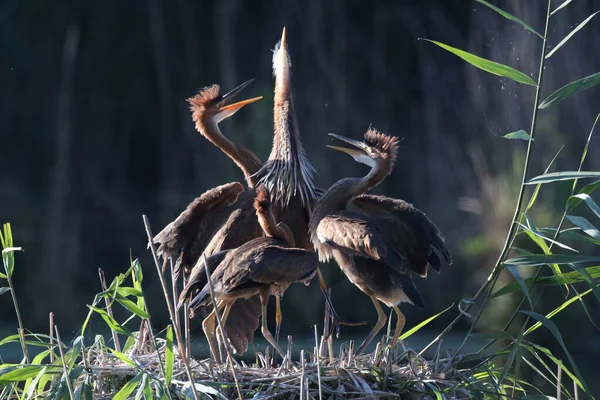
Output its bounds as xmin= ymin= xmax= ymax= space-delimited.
xmin=309 ymin=128 xmax=452 ymax=354
xmin=179 ymin=186 xmax=318 ymax=360
xmin=152 ymin=80 xmax=265 ymax=355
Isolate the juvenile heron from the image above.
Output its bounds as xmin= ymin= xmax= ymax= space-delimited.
xmin=308 ymin=129 xmax=452 ymax=354
xmin=179 ymin=186 xmax=319 ymax=360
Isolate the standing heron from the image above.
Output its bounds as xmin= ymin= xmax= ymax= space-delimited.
xmin=179 ymin=186 xmax=319 ymax=360
xmin=308 ymin=128 xmax=452 ymax=354
xmin=153 ymin=28 xmax=351 ymax=353
xmin=152 ymin=80 xmax=265 ymax=354
xmin=257 ymin=28 xmax=361 ymax=336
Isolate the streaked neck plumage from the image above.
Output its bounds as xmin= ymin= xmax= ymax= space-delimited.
xmin=309 ymin=160 xmax=392 ymax=235
xmin=257 ymin=34 xmax=316 ymax=207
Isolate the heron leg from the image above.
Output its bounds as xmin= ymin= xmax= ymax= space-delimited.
xmin=356 ymin=296 xmax=388 ymax=355
xmin=316 ymin=268 xmax=366 ymax=340
xmin=391 ymin=305 xmax=406 ymax=349
xmin=202 ymin=301 xmax=226 ymax=363
xmin=275 ymin=296 xmax=282 ymax=343
xmin=260 ymin=291 xmax=286 ymax=360
xmin=216 ymin=301 xmax=234 ymax=358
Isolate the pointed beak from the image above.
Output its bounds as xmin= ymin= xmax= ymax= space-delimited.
xmin=215 ymin=79 xmax=263 ymax=121
xmin=326 ymin=145 xmax=367 ymax=158
xmin=328 ymin=133 xmax=370 ymax=152
xmin=273 ymin=27 xmax=291 ymax=85
xmin=280 ymin=27 xmax=287 ymax=53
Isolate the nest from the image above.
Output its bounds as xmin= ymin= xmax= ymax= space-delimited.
xmin=85 ymin=329 xmax=473 ymax=400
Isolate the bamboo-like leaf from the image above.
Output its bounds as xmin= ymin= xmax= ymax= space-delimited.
xmin=0 ymin=366 xmax=45 ymax=383
xmin=399 ymin=303 xmax=453 ymax=340
xmin=566 ymin=180 xmax=600 ymax=212
xmin=421 ymin=39 xmax=537 ymax=85
xmin=113 ymin=373 xmax=142 ymax=400
xmin=0 ymin=223 xmax=18 ymax=277
xmin=505 ymin=265 xmax=533 ymax=308
xmin=540 ymin=227 xmax=600 ymax=246
xmin=566 ymin=215 xmax=600 ymax=240
xmin=563 ymin=263 xmax=600 ymax=303
xmin=503 ymin=130 xmax=533 ymax=140
xmin=493 ymin=266 xmax=600 ymax=298
xmin=0 ymin=287 xmax=9 ymax=296
xmin=551 ymin=0 xmax=572 ymax=15
xmin=527 ymin=171 xmax=600 ymax=184
xmin=538 ymin=72 xmax=600 ymax=109
xmin=476 ymin=0 xmax=542 ymax=38
xmin=88 ymin=305 xmax=132 ymax=336
xmin=522 ymin=345 xmax=573 ymax=397
xmin=115 ymin=296 xmax=149 ymax=319
xmin=546 ymin=11 xmax=600 ymax=59
xmin=521 ymin=326 xmax=589 ymax=394
xmin=135 ymin=373 xmax=153 ymax=400
xmin=516 ymin=217 xmax=568 ymax=294
xmin=165 ymin=325 xmax=174 ymax=386
xmin=108 ymin=349 xmax=137 ymax=368
xmin=575 ymin=114 xmax=600 ymax=180
xmin=569 ymin=193 xmax=600 ymax=220
xmin=520 ymin=219 xmax=577 ymax=252
xmin=115 ymin=287 xmax=144 ymax=298
xmin=504 ymin=254 xmax=600 ymax=266
xmin=153 ymin=381 xmax=171 ymax=400
xmin=497 ymin=344 xmax=521 ymax=396
xmin=527 ymin=146 xmax=563 ymax=210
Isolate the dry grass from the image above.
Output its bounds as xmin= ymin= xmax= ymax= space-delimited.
xmin=86 ymin=330 xmax=473 ymax=400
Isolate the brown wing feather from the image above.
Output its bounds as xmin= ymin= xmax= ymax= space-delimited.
xmin=222 ymin=245 xmax=318 ymax=294
xmin=352 ymin=194 xmax=452 ymax=274
xmin=152 ymin=182 xmax=245 ymax=274
xmin=315 ymin=215 xmax=388 ymax=261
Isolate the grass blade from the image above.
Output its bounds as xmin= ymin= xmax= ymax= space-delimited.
xmin=566 ymin=215 xmax=600 ymax=240
xmin=546 ymin=11 xmax=600 ymax=59
xmin=0 ymin=366 xmax=46 ymax=383
xmin=551 ymin=0 xmax=572 ymax=15
xmin=503 ymin=130 xmax=533 ymax=140
xmin=538 ymin=72 xmax=600 ymax=109
xmin=113 ymin=373 xmax=142 ymax=400
xmin=165 ymin=325 xmax=174 ymax=386
xmin=87 ymin=305 xmax=132 ymax=336
xmin=521 ymin=326 xmax=589 ymax=395
xmin=569 ymin=193 xmax=600 ymax=220
xmin=493 ymin=266 xmax=600 ymax=298
xmin=527 ymin=171 xmax=600 ymax=184
xmin=399 ymin=303 xmax=453 ymax=340
xmin=504 ymin=254 xmax=600 ymax=266
xmin=566 ymin=180 xmax=600 ymax=211
xmin=476 ymin=0 xmax=542 ymax=38
xmin=505 ymin=265 xmax=533 ymax=308
xmin=527 ymin=146 xmax=564 ymax=210
xmin=0 ymin=287 xmax=10 ymax=296
xmin=421 ymin=39 xmax=537 ymax=85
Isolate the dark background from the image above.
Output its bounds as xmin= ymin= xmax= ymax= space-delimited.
xmin=1 ymin=0 xmax=599 ymax=393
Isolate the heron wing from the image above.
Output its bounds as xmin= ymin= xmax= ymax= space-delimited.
xmin=177 ymin=250 xmax=230 ymax=309
xmin=316 ymin=214 xmax=388 ymax=261
xmin=152 ymin=182 xmax=245 ymax=274
xmin=222 ymin=246 xmax=319 ymax=292
xmin=352 ymin=194 xmax=452 ymax=275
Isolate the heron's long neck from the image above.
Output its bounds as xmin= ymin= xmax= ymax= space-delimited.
xmin=259 ymin=71 xmax=316 ymax=206
xmin=257 ymin=209 xmax=295 ymax=247
xmin=197 ymin=119 xmax=261 ymax=187
xmin=310 ymin=164 xmax=389 ymax=228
